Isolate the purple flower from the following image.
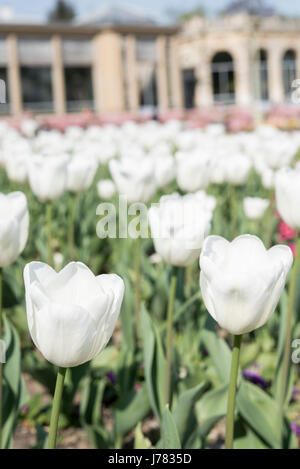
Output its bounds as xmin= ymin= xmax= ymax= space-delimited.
xmin=21 ymin=405 xmax=29 ymax=413
xmin=291 ymin=423 xmax=300 ymax=437
xmin=290 ymin=386 xmax=298 ymax=403
xmin=106 ymin=371 xmax=116 ymax=385
xmin=242 ymin=369 xmax=268 ymax=390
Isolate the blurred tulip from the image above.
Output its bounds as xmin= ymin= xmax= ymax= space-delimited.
xmin=5 ymin=152 xmax=29 ymax=184
xmin=149 ymin=193 xmax=212 ymax=267
xmin=243 ymin=197 xmax=269 ymax=220
xmin=275 ymin=167 xmax=300 ymax=230
xmin=21 ymin=119 xmax=38 ymax=139
xmin=28 ymin=155 xmax=68 ymax=202
xmin=0 ymin=192 xmax=29 ymax=267
xmin=66 ymin=155 xmax=98 ymax=194
xmin=176 ymin=151 xmax=210 ymax=192
xmin=154 ymin=153 xmax=176 ymax=189
xmin=109 ymin=157 xmax=156 ymax=203
xmin=97 ymin=179 xmax=116 ymax=200
xmin=278 ymin=221 xmax=298 ymax=241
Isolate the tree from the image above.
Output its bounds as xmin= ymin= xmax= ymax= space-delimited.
xmin=165 ymin=5 xmax=205 ymax=23
xmin=48 ymin=0 xmax=76 ymax=23
xmin=180 ymin=6 xmax=205 ymax=22
xmin=222 ymin=0 xmax=274 ymax=17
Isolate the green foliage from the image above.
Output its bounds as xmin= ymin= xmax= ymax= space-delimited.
xmin=0 ymin=153 xmax=299 ymax=450
xmin=2 ymin=317 xmax=27 ymax=448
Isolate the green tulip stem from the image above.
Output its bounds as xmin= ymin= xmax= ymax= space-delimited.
xmin=68 ymin=193 xmax=77 ymax=261
xmin=46 ymin=203 xmax=53 ymax=267
xmin=0 ymin=267 xmax=3 ymax=449
xmin=134 ymin=236 xmax=141 ymax=341
xmin=48 ymin=367 xmax=67 ymax=449
xmin=279 ymin=237 xmax=300 ymax=425
xmin=225 ymin=334 xmax=242 ymax=449
xmin=165 ymin=266 xmax=178 ymax=407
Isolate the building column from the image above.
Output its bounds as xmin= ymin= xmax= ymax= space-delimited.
xmin=268 ymin=46 xmax=284 ymax=104
xmin=51 ymin=35 xmax=66 ymax=114
xmin=7 ymin=34 xmax=22 ymax=116
xmin=196 ymin=50 xmax=213 ymax=108
xmin=125 ymin=35 xmax=139 ymax=111
xmin=156 ymin=35 xmax=169 ymax=111
xmin=93 ymin=31 xmax=125 ymax=113
xmin=92 ymin=33 xmax=102 ymax=114
xmin=169 ymin=36 xmax=183 ymax=109
xmin=233 ymin=46 xmax=252 ymax=106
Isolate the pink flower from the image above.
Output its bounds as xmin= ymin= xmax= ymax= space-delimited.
xmin=288 ymin=243 xmax=297 ymax=258
xmin=278 ymin=221 xmax=298 ymax=241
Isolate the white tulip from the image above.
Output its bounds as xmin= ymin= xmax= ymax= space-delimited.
xmin=224 ymin=154 xmax=251 ymax=186
xmin=200 ymin=235 xmax=293 ymax=335
xmin=154 ymin=154 xmax=176 ymax=189
xmin=148 ymin=193 xmax=211 ymax=267
xmin=97 ymin=179 xmax=116 ymax=200
xmin=243 ymin=197 xmax=269 ymax=220
xmin=67 ymin=155 xmax=98 ymax=193
xmin=193 ymin=190 xmax=217 ymax=214
xmin=261 ymin=166 xmax=275 ymax=189
xmin=176 ymin=151 xmax=210 ymax=192
xmin=21 ymin=119 xmax=38 ymax=139
xmin=109 ymin=157 xmax=156 ymax=203
xmin=0 ymin=192 xmax=29 ymax=267
xmin=5 ymin=152 xmax=29 ymax=184
xmin=24 ymin=262 xmax=125 ymax=368
xmin=275 ymin=167 xmax=300 ymax=230
xmin=28 ymin=155 xmax=68 ymax=202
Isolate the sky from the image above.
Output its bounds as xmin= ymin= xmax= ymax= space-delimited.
xmin=2 ymin=0 xmax=300 ymax=22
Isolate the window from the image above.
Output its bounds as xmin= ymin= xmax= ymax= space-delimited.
xmin=64 ymin=67 xmax=94 ymax=112
xmin=182 ymin=68 xmax=196 ymax=109
xmin=19 ymin=38 xmax=53 ymax=112
xmin=21 ymin=67 xmax=53 ymax=112
xmin=62 ymin=39 xmax=92 ymax=66
xmin=19 ymin=38 xmax=52 ymax=65
xmin=62 ymin=38 xmax=94 ymax=112
xmin=211 ymin=52 xmax=235 ymax=104
xmin=0 ymin=67 xmax=9 ymax=115
xmin=258 ymin=49 xmax=269 ymax=102
xmin=136 ymin=36 xmax=157 ymax=109
xmin=136 ymin=37 xmax=156 ymax=62
xmin=282 ymin=49 xmax=297 ymax=101
xmin=138 ymin=65 xmax=157 ymax=108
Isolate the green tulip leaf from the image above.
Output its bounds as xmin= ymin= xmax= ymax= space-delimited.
xmin=161 ymin=405 xmax=181 ymax=449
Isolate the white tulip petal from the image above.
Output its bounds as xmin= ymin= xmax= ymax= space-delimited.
xmin=32 ymin=301 xmax=98 ymax=368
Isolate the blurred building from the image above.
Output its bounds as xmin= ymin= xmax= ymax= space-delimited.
xmin=0 ymin=3 xmax=299 ymax=116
